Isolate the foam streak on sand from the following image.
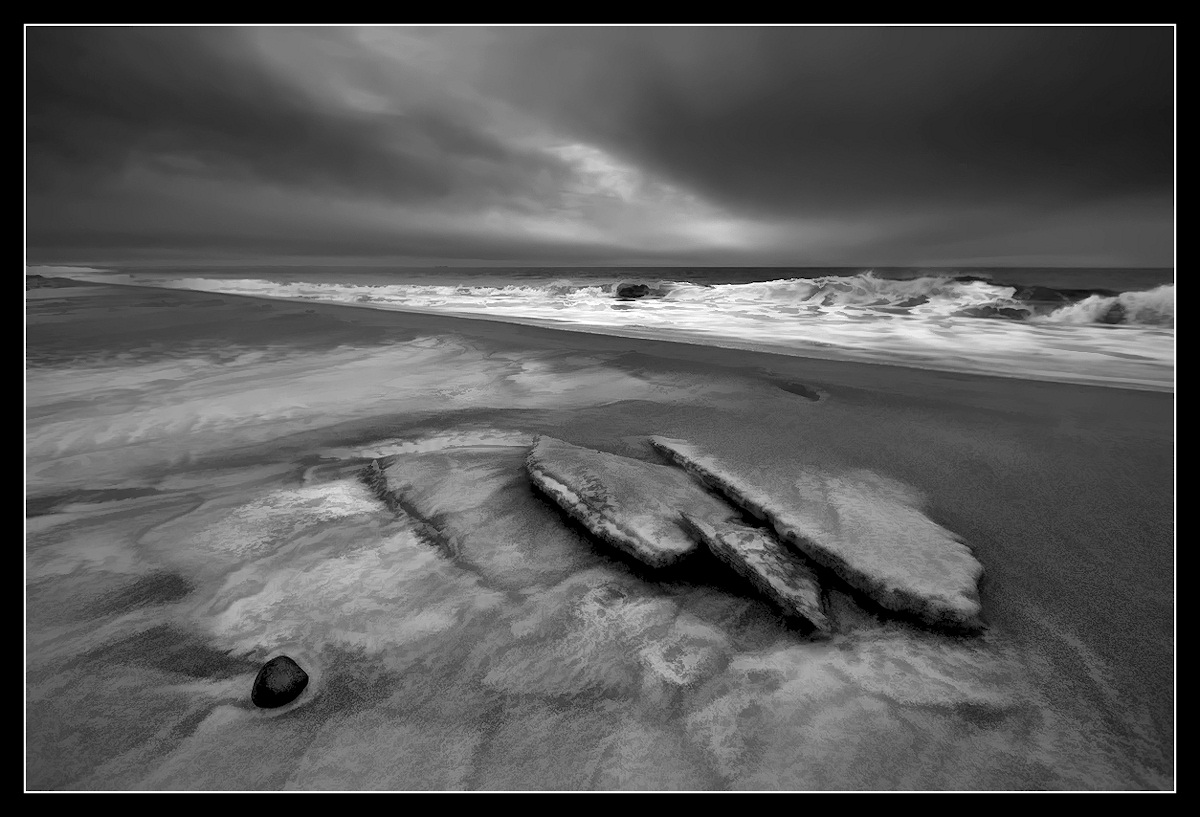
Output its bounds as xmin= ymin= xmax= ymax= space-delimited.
xmin=651 ymin=437 xmax=985 ymax=632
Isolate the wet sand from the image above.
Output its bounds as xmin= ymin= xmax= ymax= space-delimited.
xmin=25 ymin=282 xmax=1174 ymax=790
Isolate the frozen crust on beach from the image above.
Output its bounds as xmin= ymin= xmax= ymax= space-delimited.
xmin=525 ymin=436 xmax=737 ymax=568
xmin=650 ymin=437 xmax=984 ymax=631
xmin=679 ymin=513 xmax=829 ymax=635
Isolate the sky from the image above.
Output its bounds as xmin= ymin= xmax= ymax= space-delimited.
xmin=25 ymin=25 xmax=1175 ymax=268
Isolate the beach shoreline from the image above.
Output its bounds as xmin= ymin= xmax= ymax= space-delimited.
xmin=25 ymin=281 xmax=1175 ymax=790
xmin=31 ymin=272 xmax=1175 ymax=393
xmin=28 ymin=275 xmax=1176 ymax=395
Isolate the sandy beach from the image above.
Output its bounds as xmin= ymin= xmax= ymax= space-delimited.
xmin=25 ymin=281 xmax=1174 ymax=790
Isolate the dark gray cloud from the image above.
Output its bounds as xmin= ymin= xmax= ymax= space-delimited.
xmin=478 ymin=27 xmax=1173 ymax=216
xmin=25 ymin=26 xmax=1174 ymax=266
xmin=24 ymin=168 xmax=660 ymax=264
xmin=26 ymin=27 xmax=565 ymax=204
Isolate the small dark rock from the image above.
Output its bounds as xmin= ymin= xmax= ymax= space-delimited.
xmin=615 ymin=283 xmax=651 ymax=299
xmin=251 ymin=655 xmax=309 ymax=708
xmin=1013 ymin=285 xmax=1071 ymax=303
xmin=956 ymin=305 xmax=1028 ymax=320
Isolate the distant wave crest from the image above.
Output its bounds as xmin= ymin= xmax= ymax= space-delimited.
xmin=654 ymin=273 xmax=1174 ymax=328
xmin=39 ymin=268 xmax=1173 ymax=389
xmin=1038 ymin=285 xmax=1175 ymax=327
xmin=664 ymin=273 xmax=1015 ymax=313
xmin=46 ymin=270 xmax=1175 ymax=329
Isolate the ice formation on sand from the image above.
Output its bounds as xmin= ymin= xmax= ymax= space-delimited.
xmin=525 ymin=437 xmax=737 ymax=568
xmin=679 ymin=513 xmax=829 ymax=634
xmin=650 ymin=437 xmax=984 ymax=631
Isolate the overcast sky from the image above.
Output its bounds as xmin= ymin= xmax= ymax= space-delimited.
xmin=25 ymin=26 xmax=1174 ymax=268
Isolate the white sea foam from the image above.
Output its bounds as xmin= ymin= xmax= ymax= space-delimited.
xmin=48 ymin=269 xmax=1175 ymax=389
xmin=1039 ymin=284 xmax=1175 ymax=326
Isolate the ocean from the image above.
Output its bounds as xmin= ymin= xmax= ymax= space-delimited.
xmin=37 ymin=265 xmax=1175 ymax=390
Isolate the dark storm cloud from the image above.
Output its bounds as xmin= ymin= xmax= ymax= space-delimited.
xmin=479 ymin=26 xmax=1174 ymax=217
xmin=25 ymin=26 xmax=1174 ymax=266
xmin=25 ymin=27 xmax=564 ymax=204
xmin=25 ymin=170 xmax=655 ymax=264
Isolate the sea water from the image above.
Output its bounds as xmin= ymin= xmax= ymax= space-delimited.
xmin=38 ymin=265 xmax=1175 ymax=390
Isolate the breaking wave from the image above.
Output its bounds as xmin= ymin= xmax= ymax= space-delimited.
xmin=39 ymin=268 xmax=1174 ymax=390
xmin=55 ymin=270 xmax=1173 ymax=328
xmin=1037 ymin=285 xmax=1175 ymax=327
xmin=648 ymin=274 xmax=1174 ymax=327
